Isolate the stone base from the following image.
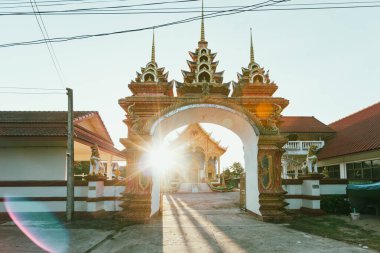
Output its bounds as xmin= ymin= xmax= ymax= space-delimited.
xmin=259 ymin=192 xmax=293 ymax=222
xmin=119 ymin=192 xmax=151 ymax=224
xmin=86 ymin=175 xmax=107 ymax=181
xmin=300 ymin=207 xmax=325 ymax=216
xmin=299 ymin=173 xmax=324 ymax=180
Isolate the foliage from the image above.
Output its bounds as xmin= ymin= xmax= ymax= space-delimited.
xmin=289 ymin=216 xmax=380 ymax=251
xmin=321 ymin=195 xmax=350 ymax=215
xmin=208 ymin=183 xmax=233 ymax=192
xmin=222 ymin=162 xmax=244 ymax=179
xmin=223 ymin=168 xmax=231 ymax=180
xmin=73 ymin=161 xmax=90 ymax=175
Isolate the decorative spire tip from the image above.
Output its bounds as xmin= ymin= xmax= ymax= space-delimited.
xmin=151 ymin=28 xmax=156 ymax=63
xmin=250 ymin=28 xmax=255 ymax=64
xmin=200 ymin=0 xmax=205 ymax=42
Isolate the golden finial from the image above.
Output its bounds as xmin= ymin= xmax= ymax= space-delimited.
xmin=200 ymin=0 xmax=205 ymax=42
xmin=250 ymin=28 xmax=255 ymax=64
xmin=151 ymin=28 xmax=156 ymax=63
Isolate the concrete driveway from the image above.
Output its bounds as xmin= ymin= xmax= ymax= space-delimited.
xmin=0 ymin=192 xmax=376 ymax=253
xmin=91 ymin=192 xmax=374 ymax=253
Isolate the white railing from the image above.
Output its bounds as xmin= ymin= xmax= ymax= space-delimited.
xmin=283 ymin=141 xmax=324 ymax=153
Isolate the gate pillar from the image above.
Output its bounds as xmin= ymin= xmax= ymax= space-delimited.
xmin=257 ymin=135 xmax=290 ymax=222
xmin=119 ymin=135 xmax=153 ymax=223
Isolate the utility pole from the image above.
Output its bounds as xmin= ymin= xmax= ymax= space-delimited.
xmin=66 ymin=88 xmax=74 ymax=222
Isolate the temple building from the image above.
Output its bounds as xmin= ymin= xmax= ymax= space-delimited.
xmin=317 ymin=102 xmax=380 ymax=181
xmin=166 ymin=123 xmax=226 ymax=185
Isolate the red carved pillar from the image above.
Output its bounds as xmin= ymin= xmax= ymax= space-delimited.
xmin=119 ymin=135 xmax=153 ymax=223
xmin=257 ymin=135 xmax=290 ymax=222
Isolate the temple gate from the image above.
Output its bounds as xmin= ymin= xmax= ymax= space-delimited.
xmin=118 ymin=6 xmax=290 ymax=223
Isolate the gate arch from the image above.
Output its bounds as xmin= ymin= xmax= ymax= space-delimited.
xmin=148 ymin=102 xmax=260 ymax=216
xmin=119 ymin=98 xmax=290 ymax=223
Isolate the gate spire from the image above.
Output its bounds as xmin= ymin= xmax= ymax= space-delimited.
xmin=151 ymin=28 xmax=156 ymax=63
xmin=250 ymin=28 xmax=255 ymax=64
xmin=200 ymin=0 xmax=205 ymax=42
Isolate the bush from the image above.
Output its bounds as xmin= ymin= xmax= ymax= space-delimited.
xmin=321 ymin=195 xmax=350 ymax=214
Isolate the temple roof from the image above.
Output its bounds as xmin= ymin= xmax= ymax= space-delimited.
xmin=279 ymin=116 xmax=335 ymax=134
xmin=0 ymin=111 xmax=125 ymax=158
xmin=172 ymin=123 xmax=227 ymax=156
xmin=318 ymin=102 xmax=380 ymax=160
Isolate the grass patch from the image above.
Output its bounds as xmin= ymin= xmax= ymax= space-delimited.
xmin=288 ymin=215 xmax=380 ymax=251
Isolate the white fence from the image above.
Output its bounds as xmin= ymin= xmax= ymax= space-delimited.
xmin=283 ymin=141 xmax=325 ymax=155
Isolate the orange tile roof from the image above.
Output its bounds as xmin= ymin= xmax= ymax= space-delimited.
xmin=280 ymin=116 xmax=334 ymax=133
xmin=0 ymin=111 xmax=125 ymax=158
xmin=0 ymin=111 xmax=95 ymax=123
xmin=318 ymin=102 xmax=380 ymax=160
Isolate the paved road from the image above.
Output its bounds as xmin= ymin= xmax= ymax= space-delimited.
xmin=91 ymin=192 xmax=375 ymax=253
xmin=0 ymin=192 xmax=376 ymax=253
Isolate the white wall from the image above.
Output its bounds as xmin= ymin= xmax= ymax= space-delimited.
xmin=0 ymin=185 xmax=125 ymax=213
xmin=282 ymin=184 xmax=302 ymax=195
xmin=0 ymin=147 xmax=67 ymax=181
xmin=151 ymin=167 xmax=160 ymax=216
xmin=151 ymin=104 xmax=260 ymax=215
xmin=320 ymin=184 xmax=346 ymax=195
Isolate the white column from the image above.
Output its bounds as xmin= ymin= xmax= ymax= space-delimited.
xmin=340 ymin=163 xmax=346 ymax=179
xmin=282 ymin=160 xmax=288 ymax=179
xmin=107 ymin=155 xmax=113 ymax=180
xmin=217 ymin=157 xmax=220 ymax=180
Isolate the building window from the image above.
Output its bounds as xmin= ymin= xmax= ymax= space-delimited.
xmin=318 ymin=165 xmax=340 ymax=178
xmin=346 ymin=159 xmax=380 ymax=181
xmin=372 ymin=159 xmax=380 ymax=179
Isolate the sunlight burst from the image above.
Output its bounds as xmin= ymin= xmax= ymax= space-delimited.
xmin=148 ymin=143 xmax=180 ymax=173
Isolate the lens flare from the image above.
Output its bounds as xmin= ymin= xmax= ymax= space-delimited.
xmin=4 ymin=196 xmax=69 ymax=253
xmin=148 ymin=143 xmax=180 ymax=173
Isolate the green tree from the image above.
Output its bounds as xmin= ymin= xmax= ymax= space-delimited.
xmin=222 ymin=168 xmax=231 ymax=180
xmin=74 ymin=161 xmax=90 ymax=175
xmin=225 ymin=162 xmax=244 ymax=178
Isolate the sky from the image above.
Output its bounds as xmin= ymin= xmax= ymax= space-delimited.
xmin=1 ymin=0 xmax=379 ymax=168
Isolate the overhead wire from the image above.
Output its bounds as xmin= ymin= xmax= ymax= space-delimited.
xmin=29 ymin=0 xmax=66 ymax=88
xmin=1 ymin=0 xmax=380 ymax=13
xmin=0 ymin=86 xmax=65 ymax=90
xmin=0 ymin=86 xmax=66 ymax=95
xmin=0 ymin=92 xmax=66 ymax=94
xmin=0 ymin=0 xmax=294 ymax=48
xmin=0 ymin=0 xmax=199 ymax=9
xmin=0 ymin=0 xmax=137 ymax=5
xmin=1 ymin=0 xmax=380 ymax=48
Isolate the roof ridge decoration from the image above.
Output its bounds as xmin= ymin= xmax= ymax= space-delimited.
xmin=176 ymin=0 xmax=230 ymax=97
xmin=200 ymin=0 xmax=205 ymax=43
xmin=250 ymin=28 xmax=255 ymax=65
xmin=231 ymin=28 xmax=278 ymax=97
xmin=128 ymin=29 xmax=174 ymax=97
xmin=151 ymin=28 xmax=156 ymax=63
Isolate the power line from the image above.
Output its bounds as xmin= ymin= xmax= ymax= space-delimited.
xmin=0 ymin=0 xmax=296 ymax=48
xmin=1 ymin=0 xmax=379 ymax=13
xmin=0 ymin=0 xmax=199 ymax=9
xmin=2 ymin=0 xmax=379 ymax=48
xmin=0 ymin=86 xmax=65 ymax=90
xmin=0 ymin=0 xmax=132 ymax=6
xmin=29 ymin=0 xmax=66 ymax=88
xmin=7 ymin=4 xmax=377 ymax=15
xmin=0 ymin=91 xmax=66 ymax=94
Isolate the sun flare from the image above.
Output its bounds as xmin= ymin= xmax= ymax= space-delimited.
xmin=148 ymin=144 xmax=180 ymax=173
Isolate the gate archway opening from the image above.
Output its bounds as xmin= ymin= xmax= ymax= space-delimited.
xmin=149 ymin=104 xmax=260 ymax=216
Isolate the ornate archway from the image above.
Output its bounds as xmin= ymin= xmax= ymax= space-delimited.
xmin=118 ymin=14 xmax=290 ymax=223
